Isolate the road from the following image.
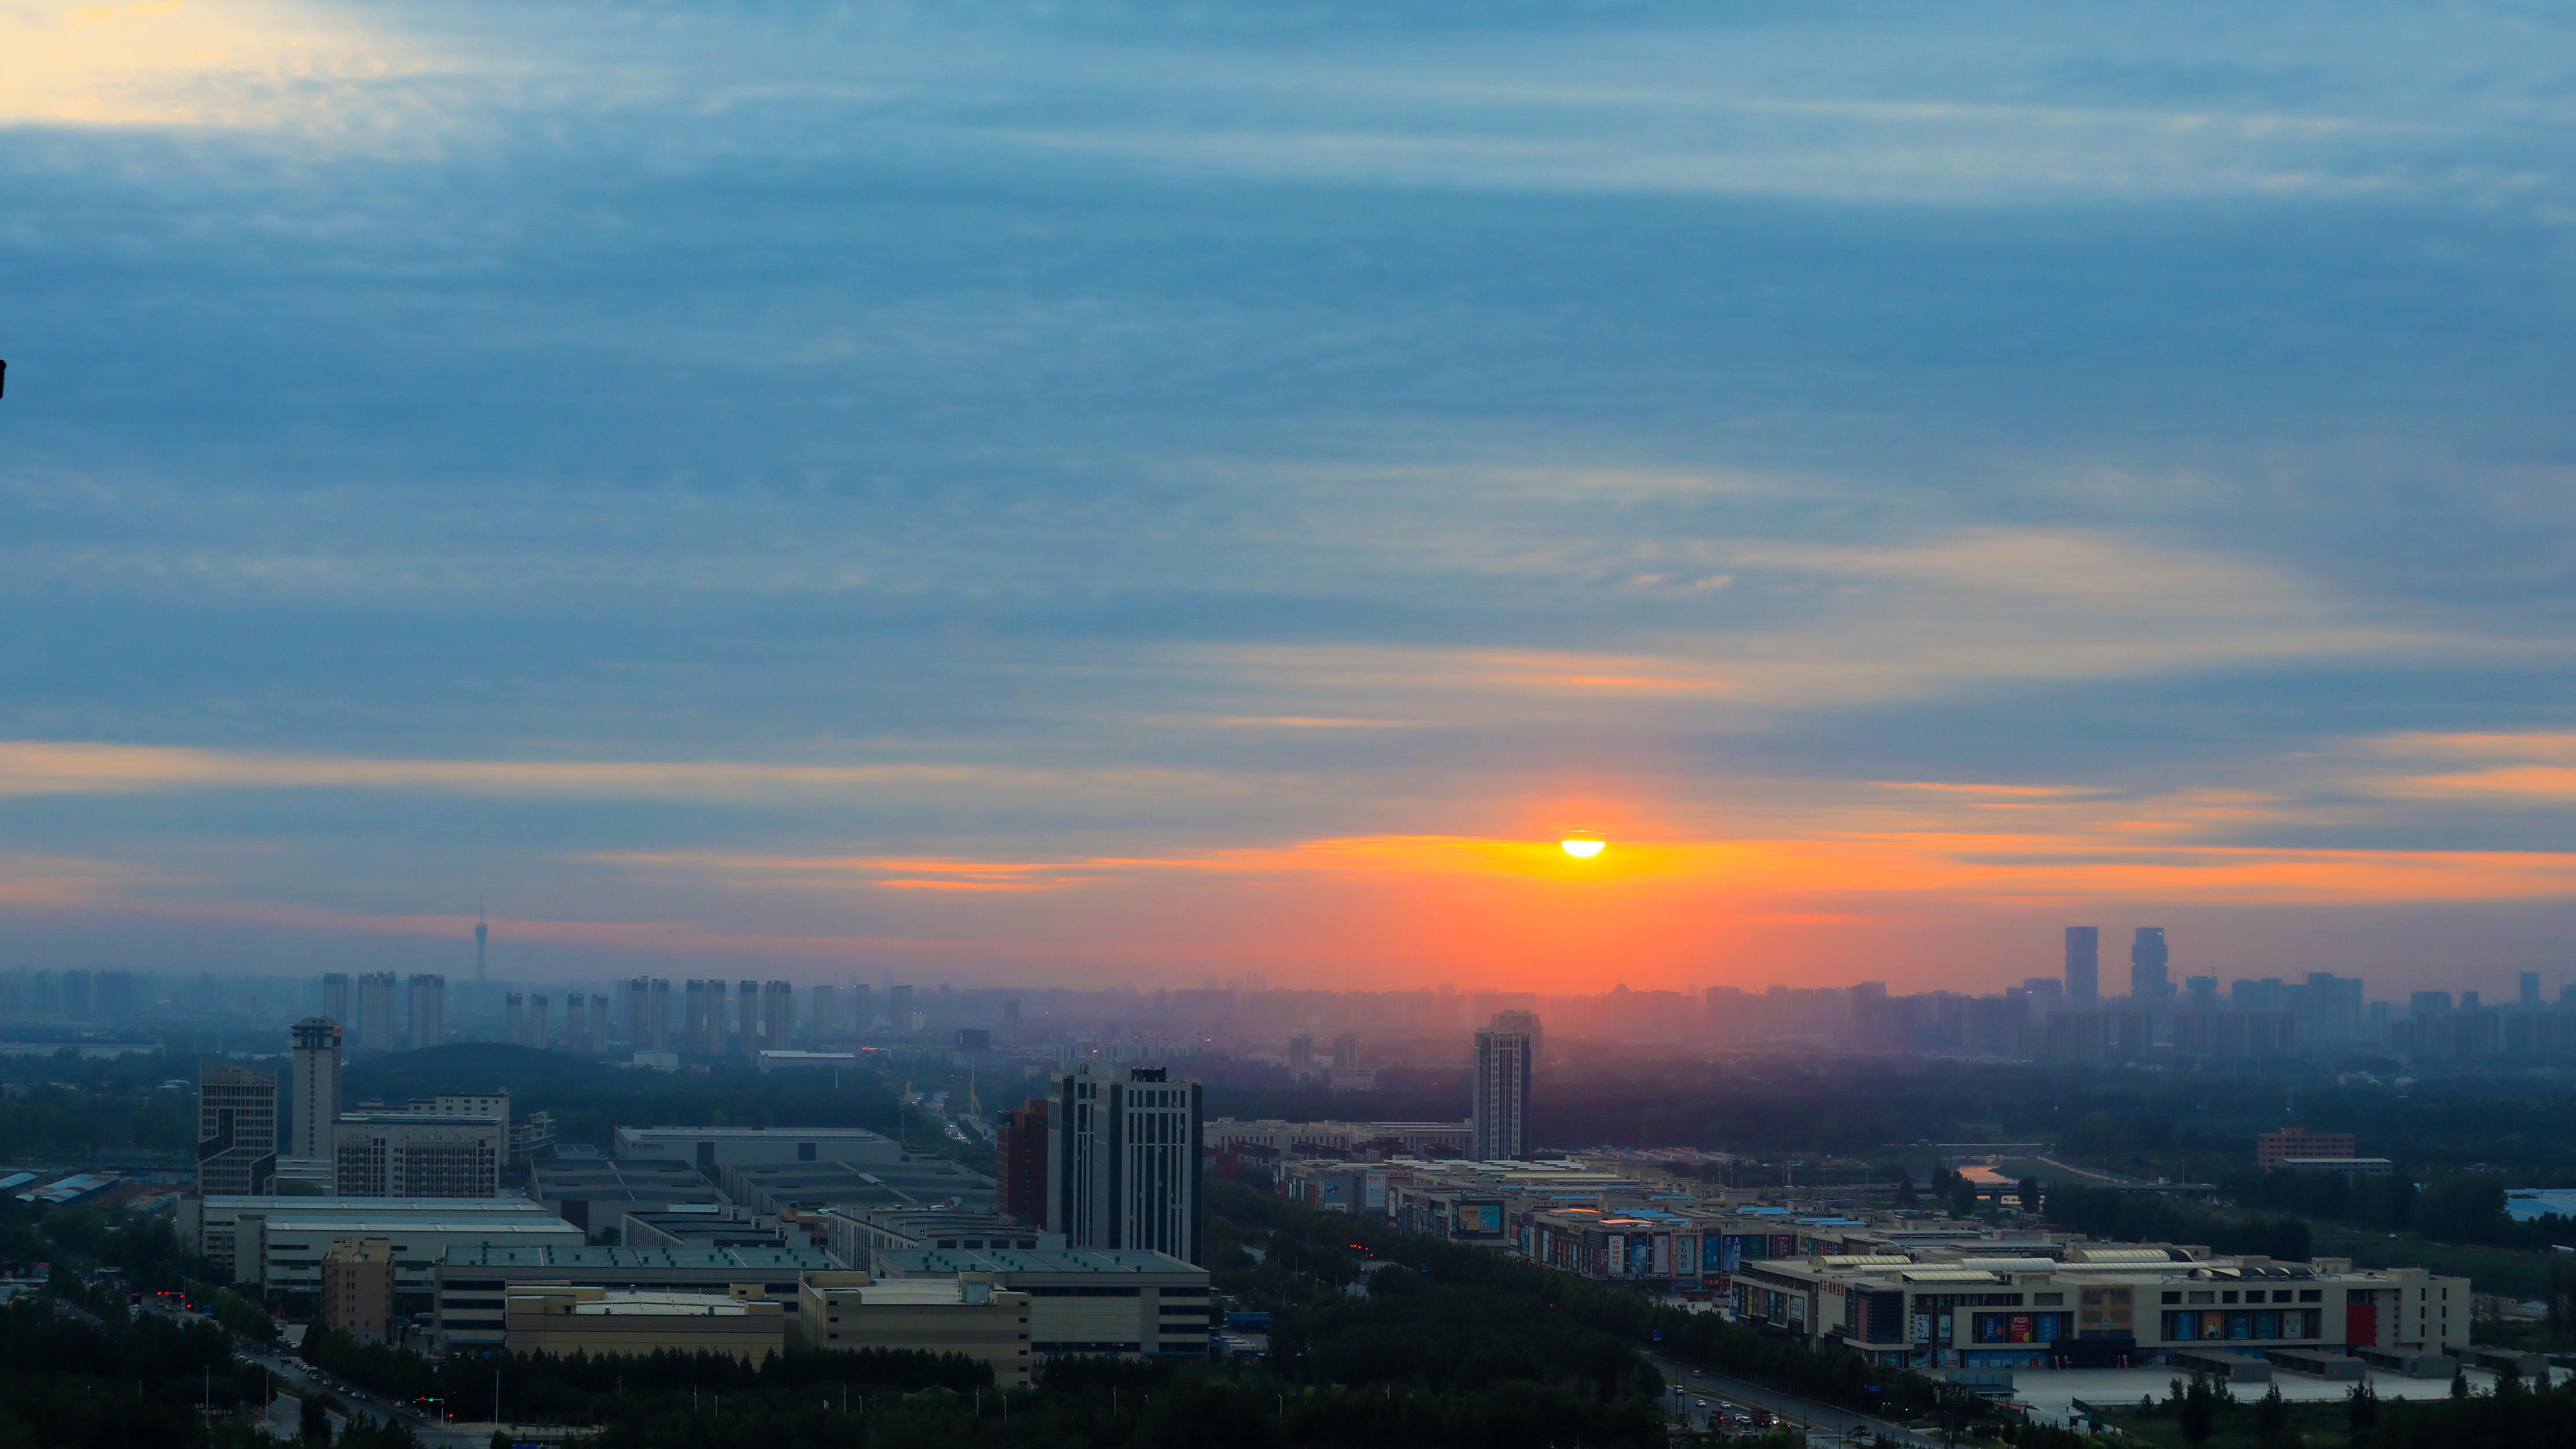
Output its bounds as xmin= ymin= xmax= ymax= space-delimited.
xmin=139 ymin=1300 xmax=491 ymax=1449
xmin=1648 ymin=1352 xmax=1940 ymax=1448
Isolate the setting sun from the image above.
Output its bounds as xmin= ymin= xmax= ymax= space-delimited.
xmin=1559 ymin=833 xmax=1606 ymax=859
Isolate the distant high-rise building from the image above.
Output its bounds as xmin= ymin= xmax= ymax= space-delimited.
xmin=591 ymin=994 xmax=609 ymax=1051
xmin=1471 ymin=1017 xmax=1536 ymax=1161
xmin=852 ymin=983 xmax=873 ymax=1033
xmin=406 ymin=974 xmax=445 ymax=1049
xmin=684 ymin=979 xmax=716 ymax=1056
xmin=356 ymin=972 xmax=396 ymax=1052
xmin=2064 ymin=926 xmax=2100 ymax=1006
xmin=60 ymin=969 xmax=93 ymax=1021
xmin=735 ymin=979 xmax=760 ymax=1055
xmin=889 ymin=984 xmax=915 ymax=1034
xmin=761 ymin=980 xmax=793 ymax=1047
xmin=624 ymin=977 xmax=651 ymax=1048
xmin=997 ymin=1097 xmax=1049 ymax=1227
xmin=2410 ymin=990 xmax=2453 ymax=1018
xmin=529 ymin=992 xmax=549 ymax=1049
xmin=198 ymin=1062 xmax=278 ymax=1196
xmin=2522 ymin=972 xmax=2543 ymax=1009
xmin=1049 ymin=1062 xmax=1202 ymax=1263
xmin=1288 ymin=1034 xmax=1314 ymax=1075
xmin=504 ymin=993 xmax=524 ymax=1046
xmin=322 ymin=972 xmax=352 ymax=1026
xmin=2184 ymin=976 xmax=2220 ymax=1010
xmin=565 ymin=993 xmax=591 ymax=1054
xmin=2130 ymin=928 xmax=2170 ymax=1000
xmin=648 ymin=979 xmax=672 ymax=1051
xmin=1331 ymin=1032 xmax=1361 ymax=1068
xmin=289 ymin=1018 xmax=342 ymax=1163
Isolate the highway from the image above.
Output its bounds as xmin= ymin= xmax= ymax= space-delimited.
xmin=1647 ymin=1352 xmax=1939 ymax=1448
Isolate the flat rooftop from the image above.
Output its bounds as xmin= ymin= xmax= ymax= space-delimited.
xmin=616 ymin=1126 xmax=898 ymax=1142
xmin=880 ymin=1247 xmax=1203 ymax=1277
xmin=442 ymin=1244 xmax=837 ymax=1271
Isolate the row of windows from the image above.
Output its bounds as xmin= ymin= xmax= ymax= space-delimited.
xmin=2159 ymin=1289 xmax=2324 ymax=1305
xmin=2165 ymin=1309 xmax=2323 ymax=1342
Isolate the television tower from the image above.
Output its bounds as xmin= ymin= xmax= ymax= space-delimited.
xmin=475 ymin=899 xmax=489 ymax=982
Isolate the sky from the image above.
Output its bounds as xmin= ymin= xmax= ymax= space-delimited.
xmin=5 ymin=0 xmax=2576 ymax=995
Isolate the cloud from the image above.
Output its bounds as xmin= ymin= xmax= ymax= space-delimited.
xmin=0 ymin=0 xmax=422 ymax=130
xmin=0 ymin=740 xmax=1229 ymax=804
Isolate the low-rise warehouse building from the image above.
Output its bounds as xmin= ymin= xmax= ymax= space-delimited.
xmin=529 ymin=1159 xmax=721 ymax=1233
xmin=435 ymin=1243 xmax=837 ymax=1351
xmin=721 ymin=1159 xmax=997 ymax=1216
xmin=872 ymin=1247 xmax=1209 ymax=1359
xmin=1729 ymin=1244 xmax=2471 ymax=1371
xmin=505 ymin=1285 xmax=787 ymax=1362
xmin=613 ymin=1126 xmax=902 ymax=1170
xmin=798 ymin=1273 xmax=1033 ymax=1385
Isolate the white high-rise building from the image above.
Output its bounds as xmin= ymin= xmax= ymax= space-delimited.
xmin=1048 ymin=1062 xmax=1203 ymax=1264
xmin=1471 ymin=1017 xmax=1535 ymax=1161
xmin=333 ymin=1112 xmax=502 ymax=1197
xmin=289 ymin=1017 xmax=343 ymax=1162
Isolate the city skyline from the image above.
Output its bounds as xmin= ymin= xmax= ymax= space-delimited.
xmin=7 ymin=3 xmax=2576 ymax=990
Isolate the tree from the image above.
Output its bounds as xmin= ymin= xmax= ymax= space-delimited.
xmin=301 ymin=1392 xmax=335 ymax=1447
xmin=2345 ymin=1380 xmax=2378 ymax=1447
xmin=1949 ymin=1178 xmax=1978 ymax=1220
xmin=1896 ymin=1169 xmax=1918 ymax=1208
xmin=2252 ymin=1383 xmax=2288 ymax=1447
xmin=2018 ymin=1177 xmax=2043 ymax=1217
xmin=2172 ymin=1373 xmax=2227 ymax=1447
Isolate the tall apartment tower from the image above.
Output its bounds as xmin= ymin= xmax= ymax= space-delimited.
xmin=356 ymin=972 xmax=396 ymax=1051
xmin=648 ymin=979 xmax=672 ymax=1051
xmin=2131 ymin=928 xmax=2172 ymax=1001
xmin=590 ymin=994 xmax=610 ymax=1051
xmin=684 ymin=980 xmax=715 ymax=1056
xmin=406 ymin=974 xmax=445 ymax=1049
xmin=565 ymin=992 xmax=591 ymax=1054
xmin=889 ymin=983 xmax=915 ymax=1034
xmin=2064 ymin=926 xmax=2101 ymax=1006
xmin=504 ymin=993 xmax=525 ymax=1047
xmin=1471 ymin=1018 xmax=1535 ymax=1161
xmin=197 ymin=1062 xmax=278 ymax=1196
xmin=761 ymin=981 xmax=793 ymax=1048
xmin=321 ymin=972 xmax=352 ymax=1026
xmin=996 ymin=1096 xmax=1049 ymax=1227
xmin=289 ymin=1018 xmax=343 ymax=1162
xmin=1048 ymin=1062 xmax=1203 ymax=1264
xmin=624 ymin=977 xmax=651 ymax=1049
xmin=735 ymin=979 xmax=760 ymax=1055
xmin=1490 ymin=1007 xmax=1543 ymax=1071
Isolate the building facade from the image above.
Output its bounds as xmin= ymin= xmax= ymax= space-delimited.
xmin=289 ymin=1018 xmax=343 ymax=1163
xmin=197 ymin=1064 xmax=278 ymax=1197
xmin=406 ymin=973 xmax=445 ymax=1049
xmin=1470 ymin=1021 xmax=1534 ymax=1160
xmin=320 ymin=1237 xmax=397 ymax=1344
xmin=2256 ymin=1129 xmax=2358 ymax=1168
xmin=798 ymin=1274 xmax=1032 ymax=1384
xmin=333 ymin=1113 xmax=503 ymax=1198
xmin=996 ymin=1098 xmax=1049 ymax=1227
xmin=873 ymin=1246 xmax=1209 ymax=1359
xmin=1049 ymin=1064 xmax=1203 ymax=1264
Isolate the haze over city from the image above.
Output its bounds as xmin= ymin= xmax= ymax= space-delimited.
xmin=7 ymin=1 xmax=2576 ymax=994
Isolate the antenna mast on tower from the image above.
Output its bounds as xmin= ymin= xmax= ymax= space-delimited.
xmin=475 ymin=898 xmax=489 ymax=982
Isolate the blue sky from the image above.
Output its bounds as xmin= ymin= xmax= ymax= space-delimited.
xmin=5 ymin=0 xmax=2575 ymax=993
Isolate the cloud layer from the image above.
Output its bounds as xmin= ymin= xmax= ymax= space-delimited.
xmin=5 ymin=1 xmax=2575 ymax=991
